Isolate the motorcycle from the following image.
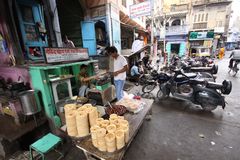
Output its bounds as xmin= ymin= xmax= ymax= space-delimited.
xmin=139 ymin=69 xmax=158 ymax=86
xmin=156 ymin=69 xmax=232 ymax=111
xmin=175 ymin=56 xmax=218 ymax=75
xmin=142 ymin=56 xmax=217 ymax=94
xmin=142 ymin=69 xmax=214 ymax=94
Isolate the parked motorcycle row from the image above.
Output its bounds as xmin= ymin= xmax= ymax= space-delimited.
xmin=141 ymin=56 xmax=232 ymax=111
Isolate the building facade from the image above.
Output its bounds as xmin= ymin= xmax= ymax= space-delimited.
xmin=154 ymin=0 xmax=191 ymax=57
xmin=151 ymin=0 xmax=232 ymax=58
xmin=190 ymin=0 xmax=232 ymax=32
xmin=227 ymin=15 xmax=240 ymax=50
xmin=189 ymin=0 xmax=232 ymax=55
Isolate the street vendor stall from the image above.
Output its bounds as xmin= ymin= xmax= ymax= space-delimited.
xmin=29 ymin=58 xmax=97 ymax=127
xmin=29 ymin=47 xmax=117 ymax=128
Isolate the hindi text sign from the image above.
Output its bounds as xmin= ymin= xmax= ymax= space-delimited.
xmin=44 ymin=48 xmax=89 ymax=63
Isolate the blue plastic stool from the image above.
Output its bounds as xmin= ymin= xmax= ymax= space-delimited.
xmin=29 ymin=133 xmax=63 ymax=160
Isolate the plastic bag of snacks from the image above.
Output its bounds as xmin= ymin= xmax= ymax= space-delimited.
xmin=116 ymin=98 xmax=145 ymax=113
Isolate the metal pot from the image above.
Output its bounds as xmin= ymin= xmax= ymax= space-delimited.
xmin=18 ymin=90 xmax=41 ymax=115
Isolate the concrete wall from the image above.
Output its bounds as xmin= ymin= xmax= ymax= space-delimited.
xmin=0 ymin=66 xmax=31 ymax=86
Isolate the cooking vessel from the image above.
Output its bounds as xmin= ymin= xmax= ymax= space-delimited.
xmin=18 ymin=90 xmax=41 ymax=115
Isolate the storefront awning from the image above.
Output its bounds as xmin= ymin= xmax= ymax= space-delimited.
xmin=120 ymin=11 xmax=146 ymax=32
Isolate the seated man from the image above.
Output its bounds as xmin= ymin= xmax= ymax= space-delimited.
xmin=130 ymin=61 xmax=142 ymax=85
xmin=78 ymin=64 xmax=98 ymax=97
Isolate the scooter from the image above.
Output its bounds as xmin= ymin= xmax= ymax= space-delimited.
xmin=156 ymin=69 xmax=232 ymax=111
xmin=142 ymin=69 xmax=214 ymax=94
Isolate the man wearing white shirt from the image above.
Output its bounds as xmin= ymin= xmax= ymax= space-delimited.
xmin=107 ymin=46 xmax=128 ymax=100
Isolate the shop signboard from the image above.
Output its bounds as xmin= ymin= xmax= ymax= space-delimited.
xmin=91 ymin=6 xmax=106 ymax=18
xmin=44 ymin=48 xmax=89 ymax=63
xmin=130 ymin=1 xmax=151 ymax=18
xmin=190 ymin=41 xmax=203 ymax=47
xmin=189 ymin=31 xmax=214 ymax=40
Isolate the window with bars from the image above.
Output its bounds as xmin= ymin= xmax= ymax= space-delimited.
xmin=201 ymin=14 xmax=204 ymax=22
xmin=205 ymin=13 xmax=208 ymax=21
xmin=198 ymin=14 xmax=201 ymax=22
xmin=194 ymin=14 xmax=197 ymax=22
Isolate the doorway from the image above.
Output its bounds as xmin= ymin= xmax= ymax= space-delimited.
xmin=171 ymin=43 xmax=180 ymax=55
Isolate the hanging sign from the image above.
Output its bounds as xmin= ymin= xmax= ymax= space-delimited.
xmin=130 ymin=1 xmax=151 ymax=18
xmin=44 ymin=48 xmax=89 ymax=63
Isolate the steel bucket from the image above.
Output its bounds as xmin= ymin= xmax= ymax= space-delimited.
xmin=18 ymin=90 xmax=41 ymax=115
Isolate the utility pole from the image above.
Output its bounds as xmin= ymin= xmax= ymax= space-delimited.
xmin=163 ymin=17 xmax=166 ymax=54
xmin=150 ymin=0 xmax=154 ymax=56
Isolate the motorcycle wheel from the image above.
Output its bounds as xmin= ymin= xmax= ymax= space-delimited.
xmin=221 ymin=80 xmax=232 ymax=95
xmin=232 ymin=67 xmax=239 ymax=77
xmin=142 ymin=84 xmax=156 ymax=93
xmin=201 ymin=104 xmax=217 ymax=111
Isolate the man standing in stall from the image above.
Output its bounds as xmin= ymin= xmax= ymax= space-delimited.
xmin=107 ymin=46 xmax=128 ymax=100
xmin=62 ymin=35 xmax=75 ymax=48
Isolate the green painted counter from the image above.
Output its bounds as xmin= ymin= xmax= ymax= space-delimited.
xmin=29 ymin=60 xmax=97 ymax=127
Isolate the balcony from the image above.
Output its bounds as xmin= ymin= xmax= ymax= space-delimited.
xmin=192 ymin=0 xmax=232 ymax=6
xmin=166 ymin=25 xmax=189 ymax=36
xmin=193 ymin=23 xmax=208 ymax=30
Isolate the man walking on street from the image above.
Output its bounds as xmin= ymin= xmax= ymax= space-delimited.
xmin=107 ymin=46 xmax=128 ymax=100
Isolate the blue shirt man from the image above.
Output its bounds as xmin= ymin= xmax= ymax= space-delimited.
xmin=131 ymin=65 xmax=140 ymax=76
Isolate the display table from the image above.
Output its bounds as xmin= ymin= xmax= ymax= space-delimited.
xmin=74 ymin=98 xmax=154 ymax=160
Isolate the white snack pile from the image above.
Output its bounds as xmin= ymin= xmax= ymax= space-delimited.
xmin=90 ymin=114 xmax=130 ymax=153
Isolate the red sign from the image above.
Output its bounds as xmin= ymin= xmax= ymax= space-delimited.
xmin=44 ymin=48 xmax=89 ymax=63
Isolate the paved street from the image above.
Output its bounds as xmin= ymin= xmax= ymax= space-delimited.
xmin=124 ymin=51 xmax=240 ymax=160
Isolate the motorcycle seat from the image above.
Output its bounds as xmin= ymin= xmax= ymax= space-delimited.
xmin=189 ymin=79 xmax=205 ymax=85
xmin=186 ymin=73 xmax=197 ymax=78
xmin=191 ymin=67 xmax=212 ymax=70
xmin=176 ymin=73 xmax=197 ymax=81
xmin=183 ymin=73 xmax=197 ymax=78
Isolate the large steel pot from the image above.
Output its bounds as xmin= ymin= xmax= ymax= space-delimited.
xmin=18 ymin=90 xmax=41 ymax=115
